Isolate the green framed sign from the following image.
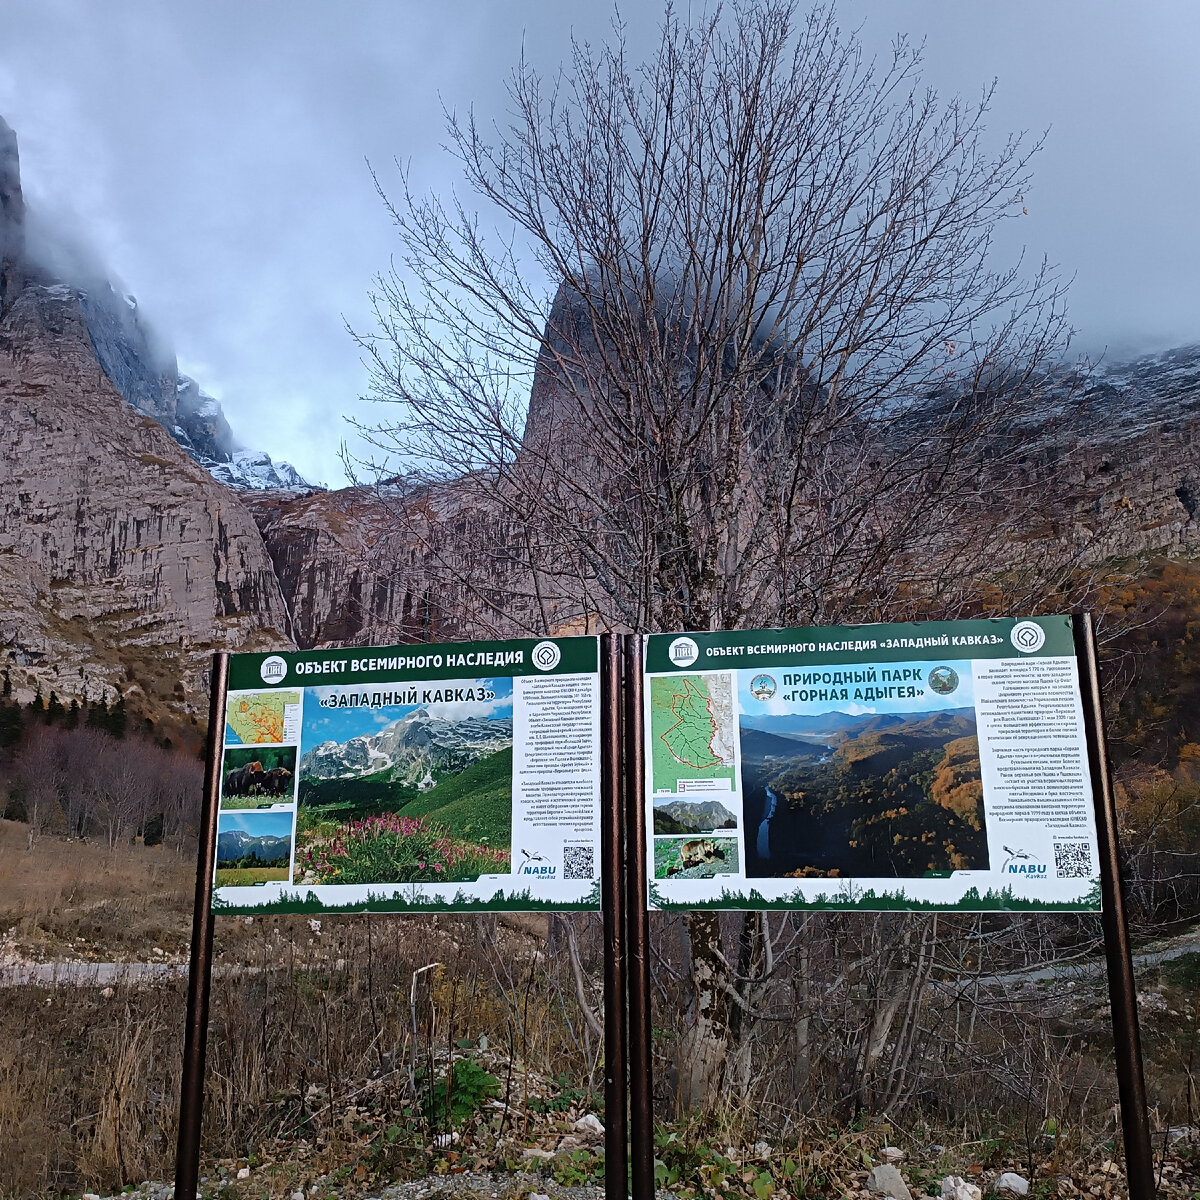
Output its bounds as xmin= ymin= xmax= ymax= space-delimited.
xmin=642 ymin=616 xmax=1101 ymax=911
xmin=213 ymin=636 xmax=602 ymax=913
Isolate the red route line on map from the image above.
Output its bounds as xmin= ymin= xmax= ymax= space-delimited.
xmin=658 ymin=677 xmax=724 ymax=769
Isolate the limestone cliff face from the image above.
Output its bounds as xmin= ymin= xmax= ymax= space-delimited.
xmin=246 ymin=346 xmax=1200 ymax=653
xmin=0 ymin=281 xmax=294 ymax=718
xmin=0 ymin=116 xmax=25 ymax=312
xmin=1017 ymin=349 xmax=1200 ymax=560
xmin=241 ymin=482 xmax=533 ymax=650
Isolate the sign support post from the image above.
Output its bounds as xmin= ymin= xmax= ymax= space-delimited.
xmin=600 ymin=634 xmax=630 ymax=1197
xmin=174 ymin=651 xmax=228 ymax=1200
xmin=622 ymin=634 xmax=655 ymax=1200
xmin=1073 ymin=613 xmax=1156 ymax=1200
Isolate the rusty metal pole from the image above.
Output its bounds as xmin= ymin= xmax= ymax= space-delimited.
xmin=174 ymin=651 xmax=228 ymax=1200
xmin=600 ymin=634 xmax=629 ymax=1197
xmin=623 ymin=634 xmax=654 ymax=1200
xmin=1073 ymin=613 xmax=1156 ymax=1200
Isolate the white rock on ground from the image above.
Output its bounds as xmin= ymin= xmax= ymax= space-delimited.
xmin=236 ymin=1168 xmax=250 ymax=1181
xmin=573 ymin=1113 xmax=604 ymax=1136
xmin=993 ymin=1172 xmax=1029 ymax=1196
xmin=866 ymin=1163 xmax=912 ymax=1200
xmin=940 ymin=1176 xmax=982 ymax=1200
xmin=881 ymin=1146 xmax=905 ymax=1162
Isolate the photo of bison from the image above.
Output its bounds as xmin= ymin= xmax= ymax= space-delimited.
xmin=262 ymin=767 xmax=294 ymax=797
xmin=225 ymin=761 xmax=266 ymax=797
xmin=220 ymin=746 xmax=298 ymax=810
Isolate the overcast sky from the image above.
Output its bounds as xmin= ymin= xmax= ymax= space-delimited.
xmin=2 ymin=1 xmax=1198 ymax=486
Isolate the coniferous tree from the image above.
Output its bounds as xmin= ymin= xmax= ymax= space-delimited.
xmin=109 ymin=696 xmax=128 ymax=739
xmin=46 ymin=691 xmax=65 ymax=725
xmin=86 ymin=697 xmax=110 ymax=732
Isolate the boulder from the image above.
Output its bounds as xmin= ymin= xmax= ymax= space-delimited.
xmin=867 ymin=1163 xmax=912 ymax=1200
xmin=993 ymin=1172 xmax=1029 ymax=1196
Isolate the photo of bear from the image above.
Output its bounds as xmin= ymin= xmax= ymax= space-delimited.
xmin=654 ymin=836 xmax=740 ymax=880
xmin=220 ymin=746 xmax=297 ymax=810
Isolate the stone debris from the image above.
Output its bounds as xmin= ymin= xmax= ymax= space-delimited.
xmin=993 ymin=1172 xmax=1030 ymax=1196
xmin=866 ymin=1163 xmax=912 ymax=1200
xmin=571 ymin=1113 xmax=604 ymax=1137
xmin=880 ymin=1146 xmax=905 ymax=1162
xmin=940 ymin=1176 xmax=982 ymax=1200
xmin=236 ymin=1168 xmax=250 ymax=1180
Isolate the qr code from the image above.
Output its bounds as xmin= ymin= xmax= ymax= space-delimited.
xmin=563 ymin=845 xmax=595 ymax=880
xmin=1053 ymin=841 xmax=1093 ymax=878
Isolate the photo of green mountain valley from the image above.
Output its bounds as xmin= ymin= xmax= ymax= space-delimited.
xmin=742 ymin=709 xmax=986 ymax=878
xmin=293 ymin=698 xmax=514 ymax=886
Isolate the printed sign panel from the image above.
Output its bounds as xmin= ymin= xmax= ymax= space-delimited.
xmin=643 ymin=617 xmax=1101 ymax=911
xmin=215 ymin=637 xmax=602 ymax=913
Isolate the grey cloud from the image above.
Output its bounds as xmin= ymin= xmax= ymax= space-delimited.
xmin=0 ymin=0 xmax=1197 ymax=483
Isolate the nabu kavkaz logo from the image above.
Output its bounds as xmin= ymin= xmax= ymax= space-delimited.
xmin=1001 ymin=845 xmax=1046 ymax=877
xmin=519 ymin=848 xmax=556 ymax=877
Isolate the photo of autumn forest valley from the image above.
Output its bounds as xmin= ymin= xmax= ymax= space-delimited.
xmin=741 ymin=707 xmax=987 ymax=879
xmin=292 ymin=689 xmax=515 ymax=887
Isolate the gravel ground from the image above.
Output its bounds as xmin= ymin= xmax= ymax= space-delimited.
xmin=89 ymin=1172 xmax=610 ymax=1200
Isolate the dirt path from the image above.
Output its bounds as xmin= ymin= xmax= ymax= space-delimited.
xmin=978 ymin=923 xmax=1200 ymax=988
xmin=0 ymin=960 xmax=251 ymax=986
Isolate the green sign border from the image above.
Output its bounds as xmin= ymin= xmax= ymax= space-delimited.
xmin=228 ymin=635 xmax=599 ymax=692
xmin=645 ymin=615 xmax=1074 ymax=674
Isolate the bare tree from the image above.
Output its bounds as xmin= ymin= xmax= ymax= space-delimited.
xmin=13 ymin=727 xmax=64 ymax=850
xmin=356 ymin=0 xmax=1101 ymax=1108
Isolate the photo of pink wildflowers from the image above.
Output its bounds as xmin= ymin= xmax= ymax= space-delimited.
xmin=292 ymin=682 xmax=514 ymax=887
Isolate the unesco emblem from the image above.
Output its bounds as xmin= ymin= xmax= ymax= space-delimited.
xmin=531 ymin=640 xmax=561 ymax=671
xmin=259 ymin=655 xmax=288 ymax=685
xmin=668 ymin=637 xmax=700 ymax=668
xmin=1010 ymin=621 xmax=1046 ymax=654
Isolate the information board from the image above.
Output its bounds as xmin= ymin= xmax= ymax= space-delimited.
xmin=642 ymin=616 xmax=1101 ymax=911
xmin=214 ymin=636 xmax=602 ymax=913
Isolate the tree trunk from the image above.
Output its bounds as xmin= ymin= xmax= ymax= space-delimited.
xmin=679 ymin=911 xmax=730 ymax=1110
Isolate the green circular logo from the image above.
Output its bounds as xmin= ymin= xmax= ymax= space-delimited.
xmin=928 ymin=665 xmax=959 ymax=695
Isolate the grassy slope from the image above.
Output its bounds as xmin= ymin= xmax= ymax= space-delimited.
xmin=397 ymin=746 xmax=513 ymax=848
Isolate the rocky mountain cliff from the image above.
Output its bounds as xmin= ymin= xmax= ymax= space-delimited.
xmin=0 ymin=277 xmax=295 ymax=725
xmin=0 ymin=115 xmax=311 ymax=493
xmin=299 ymin=709 xmax=514 ymax=787
xmin=2 ymin=109 xmax=1199 ymax=733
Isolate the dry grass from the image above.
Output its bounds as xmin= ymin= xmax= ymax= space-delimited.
xmin=0 ymin=819 xmax=195 ymax=960
xmin=4 ymin=830 xmax=1200 ymax=1200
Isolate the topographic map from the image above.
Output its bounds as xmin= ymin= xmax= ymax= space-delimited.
xmin=226 ymin=691 xmax=302 ymax=745
xmin=650 ymin=673 xmax=737 ymax=793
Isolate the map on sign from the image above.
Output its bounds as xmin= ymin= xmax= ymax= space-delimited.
xmin=649 ymin=673 xmax=736 ymax=793
xmin=226 ymin=691 xmax=302 ymax=745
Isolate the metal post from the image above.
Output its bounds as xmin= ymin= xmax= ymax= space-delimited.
xmin=1073 ymin=613 xmax=1156 ymax=1200
xmin=622 ymin=634 xmax=654 ymax=1200
xmin=174 ymin=651 xmax=229 ymax=1200
xmin=600 ymin=634 xmax=629 ymax=1198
